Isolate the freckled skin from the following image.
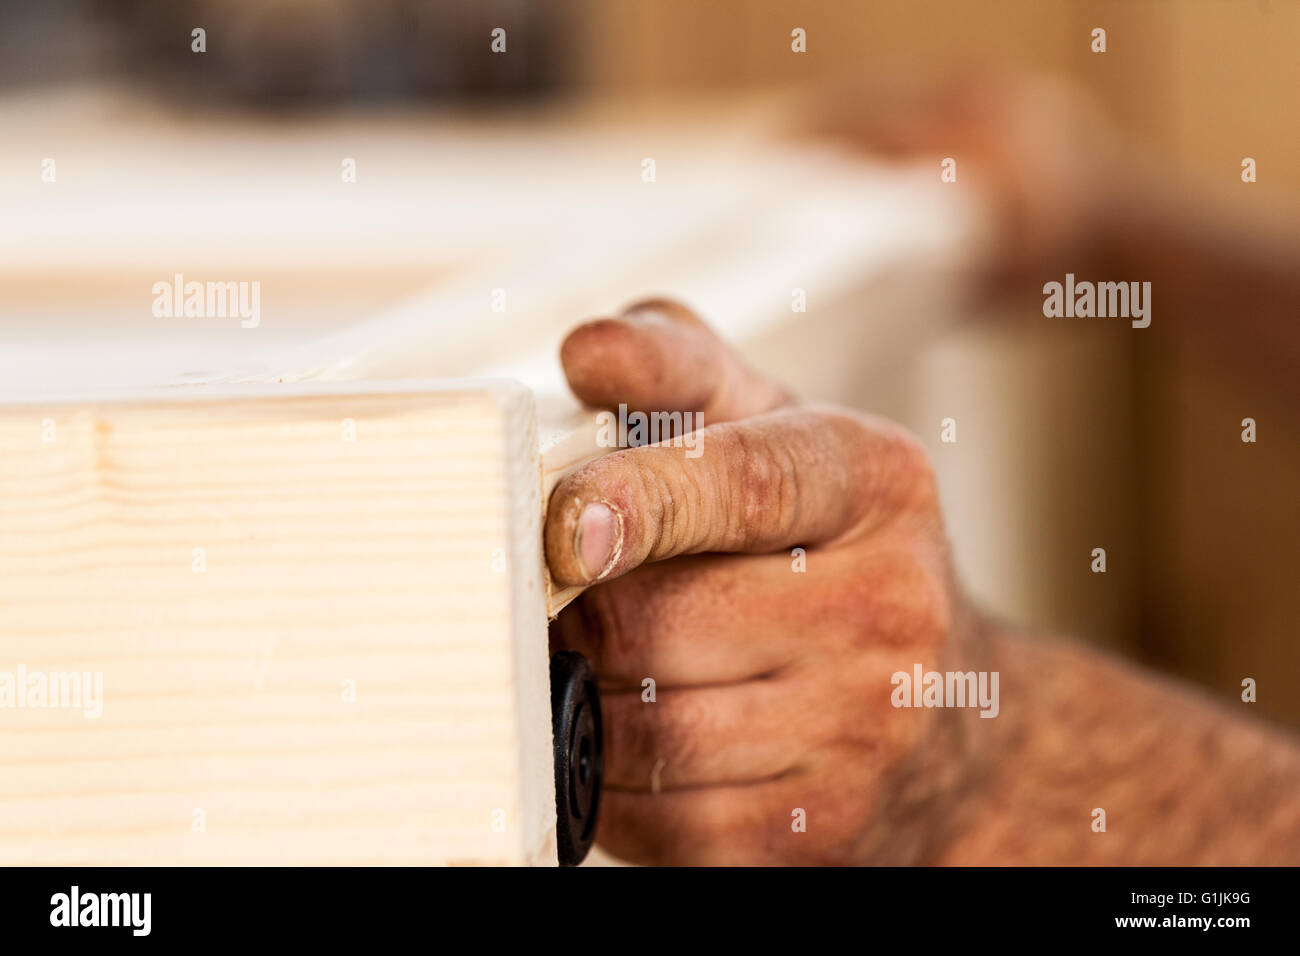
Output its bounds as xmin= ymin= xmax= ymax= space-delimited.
xmin=546 ymin=300 xmax=1300 ymax=865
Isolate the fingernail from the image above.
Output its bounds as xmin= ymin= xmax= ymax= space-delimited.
xmin=575 ymin=501 xmax=619 ymax=581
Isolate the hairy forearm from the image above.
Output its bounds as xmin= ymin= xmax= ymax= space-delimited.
xmin=933 ymin=628 xmax=1300 ymax=864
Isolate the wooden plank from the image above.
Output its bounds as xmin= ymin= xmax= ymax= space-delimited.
xmin=0 ymin=380 xmax=555 ymax=865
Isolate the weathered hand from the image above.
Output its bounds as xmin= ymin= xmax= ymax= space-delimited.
xmin=545 ymin=300 xmax=984 ymax=865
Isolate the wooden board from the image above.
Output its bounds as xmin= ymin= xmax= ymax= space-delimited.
xmin=0 ymin=380 xmax=556 ymax=865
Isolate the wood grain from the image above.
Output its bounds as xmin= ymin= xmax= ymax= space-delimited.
xmin=0 ymin=380 xmax=555 ymax=864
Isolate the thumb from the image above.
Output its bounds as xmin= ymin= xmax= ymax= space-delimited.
xmin=559 ymin=298 xmax=793 ymax=423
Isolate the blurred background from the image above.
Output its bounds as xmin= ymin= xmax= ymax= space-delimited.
xmin=1 ymin=0 xmax=1297 ymax=728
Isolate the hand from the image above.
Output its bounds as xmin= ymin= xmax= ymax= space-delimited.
xmin=545 ymin=300 xmax=986 ymax=865
xmin=810 ymin=76 xmax=1128 ymax=296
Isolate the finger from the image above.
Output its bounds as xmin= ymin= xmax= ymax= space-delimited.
xmin=551 ymin=553 xmax=812 ymax=687
xmin=559 ymin=298 xmax=792 ymax=423
xmin=597 ymin=776 xmax=809 ymax=866
xmin=545 ymin=405 xmax=934 ymax=586
xmin=600 ymin=676 xmax=828 ymax=791
xmin=598 ymin=745 xmax=888 ymax=865
xmin=553 ymin=543 xmax=950 ymax=688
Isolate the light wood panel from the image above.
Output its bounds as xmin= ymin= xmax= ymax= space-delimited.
xmin=0 ymin=380 xmax=555 ymax=864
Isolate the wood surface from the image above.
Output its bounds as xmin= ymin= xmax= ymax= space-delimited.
xmin=0 ymin=380 xmax=556 ymax=865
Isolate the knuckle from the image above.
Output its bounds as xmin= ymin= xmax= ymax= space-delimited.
xmin=845 ymin=549 xmax=952 ymax=652
xmin=886 ymin=426 xmax=940 ymax=511
xmin=673 ymin=455 xmax=712 ymax=553
xmin=727 ymin=425 xmax=800 ymax=549
xmin=839 ymin=411 xmax=941 ymax=521
xmin=634 ymin=452 xmax=686 ymax=557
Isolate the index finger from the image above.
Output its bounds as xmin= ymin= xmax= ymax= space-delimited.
xmin=544 ymin=405 xmax=934 ymax=587
xmin=560 ymin=298 xmax=794 ymax=423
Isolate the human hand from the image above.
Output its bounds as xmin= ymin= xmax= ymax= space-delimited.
xmin=545 ymin=299 xmax=985 ymax=864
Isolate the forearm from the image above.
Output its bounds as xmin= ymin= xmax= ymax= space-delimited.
xmin=935 ymin=628 xmax=1300 ymax=864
